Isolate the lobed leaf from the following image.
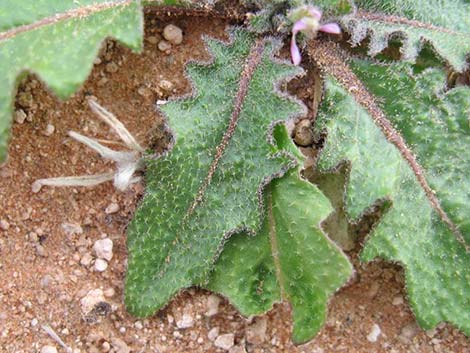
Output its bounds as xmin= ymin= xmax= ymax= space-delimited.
xmin=316 ymin=58 xmax=470 ymax=333
xmin=208 ymin=125 xmax=352 ymax=344
xmin=0 ymin=0 xmax=144 ymax=163
xmin=125 ymin=29 xmax=305 ymax=316
xmin=342 ymin=0 xmax=470 ymax=71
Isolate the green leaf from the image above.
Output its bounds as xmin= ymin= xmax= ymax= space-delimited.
xmin=207 ymin=125 xmax=352 ymax=344
xmin=125 ymin=29 xmax=305 ymax=317
xmin=0 ymin=0 xmax=143 ymax=163
xmin=316 ymin=60 xmax=470 ymax=333
xmin=343 ymin=0 xmax=470 ymax=71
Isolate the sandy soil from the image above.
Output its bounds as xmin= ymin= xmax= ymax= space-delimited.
xmin=0 ymin=11 xmax=469 ymax=353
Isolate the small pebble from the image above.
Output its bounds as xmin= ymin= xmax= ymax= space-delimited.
xmin=367 ymin=323 xmax=381 ymax=342
xmin=44 ymin=124 xmax=55 ymax=136
xmin=102 ymin=341 xmax=111 ymax=352
xmin=80 ymin=289 xmax=106 ymax=315
xmin=111 ymin=337 xmax=130 ymax=353
xmin=31 ymin=318 xmax=38 ymax=327
xmin=163 ymin=24 xmax=183 ymax=45
xmin=0 ymin=219 xmax=10 ymax=230
xmin=159 ymin=80 xmax=174 ymax=92
xmin=392 ymin=295 xmax=404 ymax=306
xmin=208 ymin=327 xmax=219 ymax=341
xmin=94 ymin=258 xmax=108 ymax=272
xmin=147 ymin=36 xmax=158 ymax=44
xmin=105 ymin=203 xmax=120 ymax=214
xmin=80 ymin=253 xmax=93 ymax=267
xmin=93 ymin=238 xmax=113 ymax=261
xmin=176 ymin=313 xmax=194 ymax=329
xmin=104 ymin=287 xmax=115 ymax=297
xmin=41 ymin=346 xmax=58 ymax=353
xmin=294 ymin=119 xmax=315 ymax=146
xmin=214 ymin=333 xmax=235 ymax=351
xmin=205 ymin=294 xmax=221 ymax=317
xmin=158 ymin=40 xmax=171 ymax=52
xmin=14 ymin=109 xmax=27 ymax=124
xmin=35 ymin=244 xmax=47 ymax=257
xmin=399 ymin=322 xmax=420 ymax=343
xmin=105 ymin=62 xmax=118 ymax=73
xmin=246 ymin=317 xmax=267 ymax=345
xmin=134 ymin=321 xmax=143 ymax=330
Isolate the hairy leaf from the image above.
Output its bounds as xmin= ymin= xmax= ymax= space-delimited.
xmin=208 ymin=125 xmax=352 ymax=344
xmin=342 ymin=0 xmax=470 ymax=71
xmin=316 ymin=59 xmax=470 ymax=333
xmin=125 ymin=29 xmax=305 ymax=316
xmin=0 ymin=0 xmax=143 ymax=162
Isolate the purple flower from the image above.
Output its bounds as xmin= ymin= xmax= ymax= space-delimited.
xmin=289 ymin=6 xmax=341 ymax=65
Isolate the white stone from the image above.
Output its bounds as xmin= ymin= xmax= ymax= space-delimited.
xmin=163 ymin=24 xmax=183 ymax=45
xmin=14 ymin=109 xmax=27 ymax=124
xmin=44 ymin=124 xmax=55 ymax=136
xmin=208 ymin=327 xmax=219 ymax=341
xmin=105 ymin=203 xmax=120 ymax=214
xmin=80 ymin=289 xmax=105 ymax=314
xmin=367 ymin=323 xmax=381 ymax=343
xmin=94 ymin=258 xmax=108 ymax=272
xmin=205 ymin=294 xmax=221 ymax=317
xmin=246 ymin=317 xmax=267 ymax=345
xmin=176 ymin=313 xmax=194 ymax=329
xmin=0 ymin=219 xmax=9 ymax=230
xmin=41 ymin=345 xmax=58 ymax=353
xmin=392 ymin=295 xmax=404 ymax=306
xmin=80 ymin=253 xmax=93 ymax=267
xmin=93 ymin=238 xmax=113 ymax=261
xmin=214 ymin=333 xmax=235 ymax=351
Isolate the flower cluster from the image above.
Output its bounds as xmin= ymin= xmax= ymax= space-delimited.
xmin=289 ymin=5 xmax=341 ymax=65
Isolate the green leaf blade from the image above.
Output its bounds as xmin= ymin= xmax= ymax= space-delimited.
xmin=208 ymin=126 xmax=352 ymax=344
xmin=0 ymin=0 xmax=143 ymax=162
xmin=344 ymin=0 xmax=470 ymax=71
xmin=317 ymin=64 xmax=470 ymax=333
xmin=125 ymin=30 xmax=305 ymax=317
xmin=351 ymin=60 xmax=470 ymax=243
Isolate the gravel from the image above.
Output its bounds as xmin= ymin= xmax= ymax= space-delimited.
xmin=214 ymin=333 xmax=235 ymax=351
xmin=105 ymin=203 xmax=120 ymax=215
xmin=94 ymin=258 xmax=108 ymax=272
xmin=205 ymin=294 xmax=221 ymax=317
xmin=246 ymin=317 xmax=267 ymax=345
xmin=366 ymin=323 xmax=381 ymax=342
xmin=208 ymin=327 xmax=219 ymax=341
xmin=163 ymin=24 xmax=183 ymax=45
xmin=176 ymin=313 xmax=194 ymax=329
xmin=40 ymin=346 xmax=58 ymax=353
xmin=93 ymin=238 xmax=113 ymax=261
xmin=80 ymin=289 xmax=106 ymax=315
xmin=294 ymin=119 xmax=314 ymax=146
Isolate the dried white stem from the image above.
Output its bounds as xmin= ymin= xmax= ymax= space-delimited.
xmin=88 ymin=99 xmax=144 ymax=152
xmin=41 ymin=324 xmax=73 ymax=353
xmin=32 ymin=173 xmax=115 ymax=193
xmin=68 ymin=131 xmax=138 ymax=165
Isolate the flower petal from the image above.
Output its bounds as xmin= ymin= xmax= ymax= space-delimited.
xmin=319 ymin=23 xmax=341 ymax=34
xmin=292 ymin=19 xmax=309 ymax=35
xmin=290 ymin=35 xmax=302 ymax=65
xmin=307 ymin=6 xmax=322 ymax=20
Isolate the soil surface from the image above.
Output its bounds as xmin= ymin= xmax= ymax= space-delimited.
xmin=0 ymin=11 xmax=469 ymax=353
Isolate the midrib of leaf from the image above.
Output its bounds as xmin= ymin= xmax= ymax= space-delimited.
xmin=267 ymin=191 xmax=286 ymax=299
xmin=0 ymin=0 xmax=135 ymax=41
xmin=307 ymin=40 xmax=466 ymax=248
xmin=186 ymin=38 xmax=265 ymax=218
